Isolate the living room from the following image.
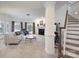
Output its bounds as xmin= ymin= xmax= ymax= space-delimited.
xmin=0 ymin=1 xmax=53 ymax=58
xmin=0 ymin=1 xmax=78 ymax=58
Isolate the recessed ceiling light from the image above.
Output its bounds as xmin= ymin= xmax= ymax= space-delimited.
xmin=74 ymin=12 xmax=78 ymax=14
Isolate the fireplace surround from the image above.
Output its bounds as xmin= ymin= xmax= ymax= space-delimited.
xmin=38 ymin=29 xmax=44 ymax=35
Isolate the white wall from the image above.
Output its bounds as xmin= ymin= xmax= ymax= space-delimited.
xmin=0 ymin=12 xmax=35 ymax=22
xmin=34 ymin=17 xmax=45 ymax=35
xmin=34 ymin=3 xmax=68 ymax=35
xmin=55 ymin=4 xmax=67 ymax=27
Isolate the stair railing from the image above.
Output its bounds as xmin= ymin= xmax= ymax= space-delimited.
xmin=55 ymin=23 xmax=63 ymax=58
xmin=54 ymin=10 xmax=68 ymax=58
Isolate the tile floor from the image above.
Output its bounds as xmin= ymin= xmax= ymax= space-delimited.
xmin=0 ymin=35 xmax=58 ymax=58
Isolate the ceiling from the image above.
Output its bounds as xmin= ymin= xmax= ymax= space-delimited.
xmin=68 ymin=1 xmax=79 ymax=19
xmin=0 ymin=1 xmax=69 ymax=21
xmin=0 ymin=1 xmax=45 ymax=21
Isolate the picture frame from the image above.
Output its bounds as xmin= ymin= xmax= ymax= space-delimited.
xmin=40 ymin=20 xmax=43 ymax=25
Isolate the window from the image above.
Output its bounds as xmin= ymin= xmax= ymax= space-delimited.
xmin=6 ymin=22 xmax=11 ymax=33
xmin=0 ymin=23 xmax=4 ymax=34
xmin=27 ymin=23 xmax=33 ymax=33
xmin=14 ymin=22 xmax=21 ymax=32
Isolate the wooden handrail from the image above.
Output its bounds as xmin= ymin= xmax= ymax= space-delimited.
xmin=60 ymin=10 xmax=68 ymax=29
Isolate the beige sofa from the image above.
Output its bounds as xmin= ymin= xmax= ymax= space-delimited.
xmin=4 ymin=32 xmax=22 ymax=45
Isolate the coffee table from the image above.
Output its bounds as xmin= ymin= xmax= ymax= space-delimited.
xmin=25 ymin=34 xmax=36 ymax=42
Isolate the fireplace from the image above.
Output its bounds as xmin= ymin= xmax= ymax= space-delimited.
xmin=38 ymin=29 xmax=45 ymax=35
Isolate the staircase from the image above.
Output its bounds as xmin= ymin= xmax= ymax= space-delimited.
xmin=64 ymin=15 xmax=79 ymax=58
